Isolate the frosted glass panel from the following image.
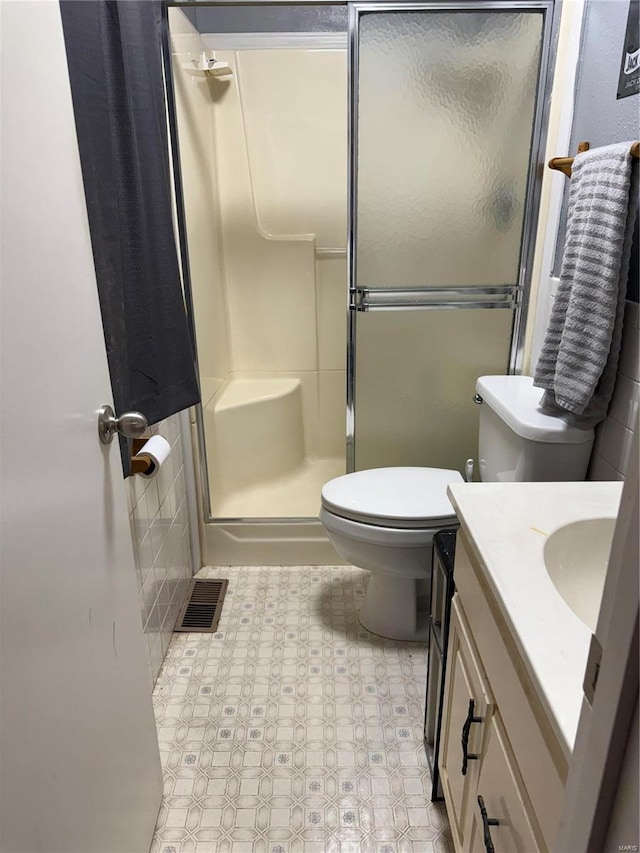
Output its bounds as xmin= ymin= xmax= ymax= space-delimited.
xmin=355 ymin=310 xmax=513 ymax=472
xmin=356 ymin=11 xmax=543 ymax=289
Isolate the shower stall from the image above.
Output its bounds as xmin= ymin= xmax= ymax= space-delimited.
xmin=165 ymin=1 xmax=556 ymax=565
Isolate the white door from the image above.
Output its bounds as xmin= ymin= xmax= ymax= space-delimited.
xmin=0 ymin=3 xmax=163 ymax=852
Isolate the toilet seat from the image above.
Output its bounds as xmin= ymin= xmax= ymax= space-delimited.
xmin=321 ymin=466 xmax=462 ymax=529
xmin=320 ymin=507 xmax=442 ymax=549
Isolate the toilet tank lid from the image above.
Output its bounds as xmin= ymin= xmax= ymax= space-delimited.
xmin=475 ymin=375 xmax=595 ymax=444
xmin=321 ymin=467 xmax=463 ymax=527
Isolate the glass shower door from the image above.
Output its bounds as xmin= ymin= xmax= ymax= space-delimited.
xmin=349 ymin=2 xmax=555 ymax=472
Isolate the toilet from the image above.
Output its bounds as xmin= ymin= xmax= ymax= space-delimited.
xmin=320 ymin=375 xmax=595 ymax=641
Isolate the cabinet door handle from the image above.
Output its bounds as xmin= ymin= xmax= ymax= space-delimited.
xmin=461 ymin=698 xmax=482 ymax=775
xmin=477 ymin=795 xmax=500 ymax=853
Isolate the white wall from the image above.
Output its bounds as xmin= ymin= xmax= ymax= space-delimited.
xmin=524 ymin=0 xmax=585 ymax=370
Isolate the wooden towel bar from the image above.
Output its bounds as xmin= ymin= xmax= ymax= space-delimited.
xmin=548 ymin=140 xmax=640 ymax=177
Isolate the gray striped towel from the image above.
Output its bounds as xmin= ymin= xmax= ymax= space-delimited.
xmin=534 ymin=141 xmax=638 ymax=429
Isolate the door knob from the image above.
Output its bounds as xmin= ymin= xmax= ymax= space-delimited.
xmin=98 ymin=404 xmax=148 ymax=444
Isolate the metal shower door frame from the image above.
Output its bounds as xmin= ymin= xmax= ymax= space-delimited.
xmin=346 ymin=0 xmax=558 ymax=472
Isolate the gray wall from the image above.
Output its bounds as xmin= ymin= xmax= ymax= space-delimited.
xmin=565 ymin=0 xmax=640 ymax=482
xmin=569 ymin=0 xmax=639 ymax=148
xmin=554 ymin=0 xmax=639 ymax=287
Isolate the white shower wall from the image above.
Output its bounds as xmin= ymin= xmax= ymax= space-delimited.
xmin=170 ymin=10 xmax=347 ymax=526
xmin=169 ymin=10 xmax=232 ymax=406
xmin=209 ymin=47 xmax=347 ymax=457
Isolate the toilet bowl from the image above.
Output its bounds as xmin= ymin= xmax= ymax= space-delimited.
xmin=320 ymin=375 xmax=596 ymax=642
xmin=320 ymin=467 xmax=463 ymax=640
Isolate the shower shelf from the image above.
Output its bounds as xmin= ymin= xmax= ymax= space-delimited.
xmin=214 ymin=377 xmax=301 ymax=412
xmin=205 ymin=376 xmax=305 ymax=498
xmin=181 ymin=52 xmax=233 ymax=79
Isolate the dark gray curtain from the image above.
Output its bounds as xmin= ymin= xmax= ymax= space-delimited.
xmin=60 ymin=0 xmax=200 ymax=474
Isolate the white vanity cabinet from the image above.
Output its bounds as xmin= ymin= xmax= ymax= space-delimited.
xmin=439 ymin=596 xmax=493 ymax=849
xmin=438 ymin=533 xmax=567 ymax=852
xmin=468 ymin=713 xmax=541 ymax=853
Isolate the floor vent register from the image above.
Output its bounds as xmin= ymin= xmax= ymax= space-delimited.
xmin=174 ymin=578 xmax=229 ymax=633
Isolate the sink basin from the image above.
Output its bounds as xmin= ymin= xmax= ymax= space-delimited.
xmin=543 ymin=518 xmax=617 ymax=631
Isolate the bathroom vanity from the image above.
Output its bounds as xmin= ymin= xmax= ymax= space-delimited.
xmin=438 ymin=481 xmax=622 ymax=852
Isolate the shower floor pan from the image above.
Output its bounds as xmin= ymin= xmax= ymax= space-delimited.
xmin=203 ymin=376 xmax=346 ymax=564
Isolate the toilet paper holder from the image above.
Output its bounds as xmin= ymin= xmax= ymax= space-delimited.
xmin=130 ymin=438 xmax=155 ymax=476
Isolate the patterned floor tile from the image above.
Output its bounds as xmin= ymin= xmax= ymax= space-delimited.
xmin=151 ymin=566 xmax=452 ymax=853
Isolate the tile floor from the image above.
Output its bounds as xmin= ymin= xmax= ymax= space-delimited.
xmin=151 ymin=566 xmax=452 ymax=853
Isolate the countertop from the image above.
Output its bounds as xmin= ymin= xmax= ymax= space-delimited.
xmin=447 ymin=481 xmax=623 ymax=759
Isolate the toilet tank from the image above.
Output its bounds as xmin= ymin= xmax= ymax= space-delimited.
xmin=475 ymin=375 xmax=595 ymax=482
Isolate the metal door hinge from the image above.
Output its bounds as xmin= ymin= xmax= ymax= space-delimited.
xmin=351 ymin=289 xmax=365 ymax=310
xmin=583 ymin=633 xmax=603 ymax=705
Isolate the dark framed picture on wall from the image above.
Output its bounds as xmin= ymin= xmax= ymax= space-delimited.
xmin=617 ymin=0 xmax=640 ymax=99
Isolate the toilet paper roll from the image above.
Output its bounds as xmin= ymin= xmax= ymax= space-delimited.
xmin=137 ymin=435 xmax=171 ymax=478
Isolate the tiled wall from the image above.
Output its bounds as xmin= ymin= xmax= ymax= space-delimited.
xmin=127 ymin=412 xmax=195 ymax=687
xmin=589 ymin=301 xmax=640 ymax=481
